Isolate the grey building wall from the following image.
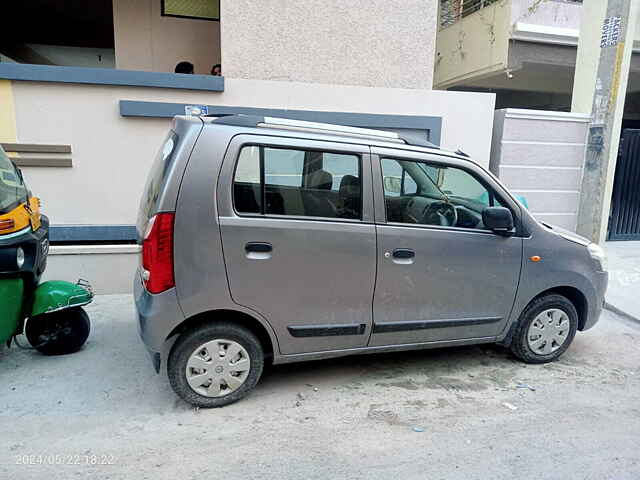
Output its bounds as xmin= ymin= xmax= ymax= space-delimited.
xmin=220 ymin=0 xmax=437 ymax=89
xmin=490 ymin=109 xmax=590 ymax=231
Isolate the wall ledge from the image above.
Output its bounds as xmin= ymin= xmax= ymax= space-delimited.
xmin=512 ymin=22 xmax=640 ymax=52
xmin=50 ymin=225 xmax=137 ymax=243
xmin=499 ymin=108 xmax=591 ymax=123
xmin=119 ymin=100 xmax=443 ymax=145
xmin=50 ymin=245 xmax=141 ymax=255
xmin=1 ymin=143 xmax=73 ymax=167
xmin=0 ymin=63 xmax=224 ymax=92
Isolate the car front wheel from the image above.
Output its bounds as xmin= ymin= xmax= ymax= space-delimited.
xmin=510 ymin=294 xmax=578 ymax=364
xmin=168 ymin=322 xmax=264 ymax=408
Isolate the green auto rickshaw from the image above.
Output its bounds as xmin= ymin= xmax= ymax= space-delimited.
xmin=0 ymin=145 xmax=92 ymax=355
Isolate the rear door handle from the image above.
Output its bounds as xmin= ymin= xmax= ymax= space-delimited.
xmin=245 ymin=242 xmax=272 ymax=260
xmin=393 ymin=248 xmax=415 ymax=259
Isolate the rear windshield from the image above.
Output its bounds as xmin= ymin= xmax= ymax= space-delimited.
xmin=0 ymin=146 xmax=28 ymax=214
xmin=139 ymin=131 xmax=178 ymax=222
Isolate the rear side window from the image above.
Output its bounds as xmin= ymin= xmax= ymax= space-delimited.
xmin=233 ymin=145 xmax=362 ymax=220
xmin=140 ymin=131 xmax=178 ymax=221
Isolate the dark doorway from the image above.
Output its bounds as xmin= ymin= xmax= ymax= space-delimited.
xmin=609 ymin=129 xmax=640 ymax=240
xmin=0 ymin=0 xmax=114 ymax=66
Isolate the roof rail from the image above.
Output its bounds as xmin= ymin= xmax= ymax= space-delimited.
xmin=205 ymin=113 xmax=439 ymax=149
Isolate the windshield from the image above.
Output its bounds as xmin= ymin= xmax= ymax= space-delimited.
xmin=0 ymin=146 xmax=28 ymax=214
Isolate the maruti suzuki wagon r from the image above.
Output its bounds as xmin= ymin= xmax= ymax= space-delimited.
xmin=135 ymin=114 xmax=608 ymax=407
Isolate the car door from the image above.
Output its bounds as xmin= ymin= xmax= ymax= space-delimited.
xmin=218 ymin=135 xmax=376 ymax=355
xmin=369 ymin=147 xmax=523 ymax=347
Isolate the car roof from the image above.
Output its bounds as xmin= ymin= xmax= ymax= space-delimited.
xmin=194 ymin=114 xmax=470 ymax=161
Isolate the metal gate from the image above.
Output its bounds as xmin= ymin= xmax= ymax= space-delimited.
xmin=609 ymin=129 xmax=640 ymax=240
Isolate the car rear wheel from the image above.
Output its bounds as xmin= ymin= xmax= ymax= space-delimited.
xmin=168 ymin=322 xmax=264 ymax=408
xmin=510 ymin=294 xmax=578 ymax=364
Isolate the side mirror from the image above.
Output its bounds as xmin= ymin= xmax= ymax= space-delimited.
xmin=482 ymin=207 xmax=514 ymax=236
xmin=383 ymin=176 xmax=402 ymax=194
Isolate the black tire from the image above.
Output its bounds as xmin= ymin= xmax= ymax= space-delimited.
xmin=25 ymin=307 xmax=91 ymax=356
xmin=168 ymin=322 xmax=264 ymax=408
xmin=510 ymin=294 xmax=578 ymax=364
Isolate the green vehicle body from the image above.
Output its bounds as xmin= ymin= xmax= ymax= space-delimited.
xmin=0 ymin=278 xmax=24 ymax=345
xmin=0 ymin=279 xmax=93 ymax=345
xmin=31 ymin=280 xmax=93 ymax=317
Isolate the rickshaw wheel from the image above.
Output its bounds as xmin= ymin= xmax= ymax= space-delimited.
xmin=25 ymin=307 xmax=90 ymax=355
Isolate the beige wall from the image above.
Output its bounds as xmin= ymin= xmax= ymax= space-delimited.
xmin=437 ymin=0 xmax=640 ymax=93
xmin=11 ymin=78 xmax=494 ymax=226
xmin=220 ymin=0 xmax=437 ymax=89
xmin=435 ymin=0 xmax=511 ymax=89
xmin=113 ymin=0 xmax=220 ymax=75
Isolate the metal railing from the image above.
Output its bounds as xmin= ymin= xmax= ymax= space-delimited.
xmin=440 ymin=0 xmax=501 ymax=28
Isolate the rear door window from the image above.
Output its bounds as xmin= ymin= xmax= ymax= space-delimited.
xmin=264 ymin=148 xmax=304 ymax=187
xmin=233 ymin=145 xmax=362 ymax=220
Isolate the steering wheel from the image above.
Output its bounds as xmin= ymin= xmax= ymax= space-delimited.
xmin=423 ymin=201 xmax=458 ymax=227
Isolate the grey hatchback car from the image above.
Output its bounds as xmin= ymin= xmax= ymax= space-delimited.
xmin=135 ymin=114 xmax=608 ymax=408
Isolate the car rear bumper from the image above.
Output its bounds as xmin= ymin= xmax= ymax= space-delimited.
xmin=134 ymin=268 xmax=184 ymax=371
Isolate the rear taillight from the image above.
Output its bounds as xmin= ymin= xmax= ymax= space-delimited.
xmin=142 ymin=213 xmax=175 ymax=294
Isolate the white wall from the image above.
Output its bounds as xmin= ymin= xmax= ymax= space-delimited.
xmin=12 ymin=78 xmax=495 ymax=226
xmin=490 ymin=108 xmax=590 ymax=231
xmin=44 ymin=246 xmax=139 ymax=294
xmin=221 ymin=0 xmax=438 ymax=89
xmin=510 ymin=0 xmax=582 ymax=30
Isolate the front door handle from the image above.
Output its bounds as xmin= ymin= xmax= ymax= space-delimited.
xmin=393 ymin=248 xmax=415 ymax=259
xmin=391 ymin=248 xmax=415 ymax=265
xmin=245 ymin=242 xmax=272 ymax=253
xmin=245 ymin=242 xmax=272 ymax=260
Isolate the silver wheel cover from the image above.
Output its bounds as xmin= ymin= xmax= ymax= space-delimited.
xmin=527 ymin=308 xmax=571 ymax=355
xmin=185 ymin=339 xmax=251 ymax=397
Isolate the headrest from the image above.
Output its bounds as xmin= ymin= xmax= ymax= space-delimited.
xmin=307 ymin=170 xmax=333 ymax=190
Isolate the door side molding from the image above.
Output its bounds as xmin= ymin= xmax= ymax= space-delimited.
xmin=373 ymin=317 xmax=502 ymax=334
xmin=288 ymin=323 xmax=367 ymax=338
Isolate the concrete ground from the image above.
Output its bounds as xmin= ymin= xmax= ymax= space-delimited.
xmin=1 ymin=295 xmax=640 ymax=480
xmin=605 ymin=241 xmax=640 ymax=321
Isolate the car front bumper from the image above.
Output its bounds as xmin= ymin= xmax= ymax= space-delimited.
xmin=583 ymin=271 xmax=608 ymax=331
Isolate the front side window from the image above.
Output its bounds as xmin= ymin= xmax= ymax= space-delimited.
xmin=381 ymin=157 xmax=505 ymax=230
xmin=0 ymin=146 xmax=29 ymax=214
xmin=234 ymin=146 xmax=362 ymax=220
